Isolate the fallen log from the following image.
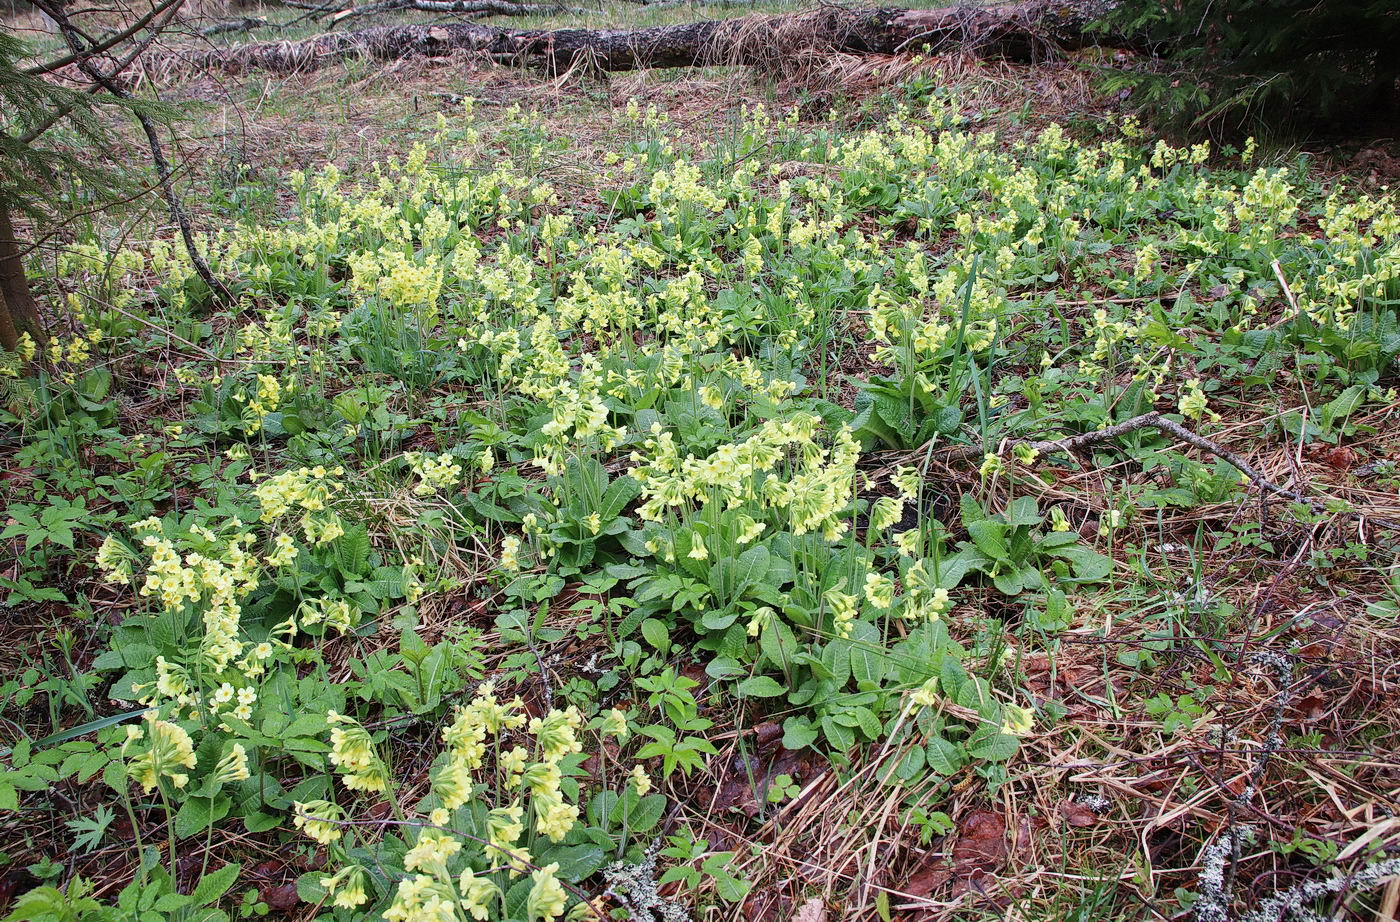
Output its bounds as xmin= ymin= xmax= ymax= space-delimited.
xmin=328 ymin=0 xmax=585 ymax=25
xmin=155 ymin=1 xmax=1111 ymax=77
xmin=199 ymin=15 xmax=272 ymax=35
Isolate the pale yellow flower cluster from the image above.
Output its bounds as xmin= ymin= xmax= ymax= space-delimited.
xmin=629 ymin=413 xmax=857 ymax=541
xmin=403 ymin=451 xmax=464 ymax=495
xmin=307 ymin=683 xmax=613 ymax=922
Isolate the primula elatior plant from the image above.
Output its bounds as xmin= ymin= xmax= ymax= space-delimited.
xmin=1 ymin=88 xmax=1398 ymax=921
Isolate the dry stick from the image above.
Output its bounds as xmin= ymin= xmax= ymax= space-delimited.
xmin=23 ymin=0 xmax=186 ymax=75
xmin=198 ymin=17 xmax=273 ymax=37
xmin=33 ymin=0 xmax=229 ymax=303
xmin=16 ymin=0 xmax=190 ymax=145
xmin=935 ymin=411 xmax=1399 ymax=526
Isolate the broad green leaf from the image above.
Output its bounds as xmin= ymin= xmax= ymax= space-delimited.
xmin=968 ymin=732 xmax=1020 ymax=762
xmin=782 ymin=716 xmax=819 ymax=750
xmin=967 ymin=520 xmax=1011 ymax=563
xmin=190 ymin=862 xmax=241 ymax=906
xmin=925 ymin=736 xmax=965 ymax=775
xmin=737 ymin=675 xmax=786 ymax=698
xmin=640 ymin=618 xmax=670 ymax=652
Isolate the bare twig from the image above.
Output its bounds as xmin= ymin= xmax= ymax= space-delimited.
xmin=31 ymin=0 xmax=229 ymax=302
xmin=938 ymin=411 xmax=1319 ymax=507
xmin=23 ymin=0 xmax=185 ymax=76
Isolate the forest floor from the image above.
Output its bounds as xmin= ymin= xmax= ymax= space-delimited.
xmin=3 ymin=5 xmax=1400 ymax=922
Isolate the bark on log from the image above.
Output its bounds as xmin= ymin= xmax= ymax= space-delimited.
xmin=199 ymin=15 xmax=271 ymax=35
xmin=328 ymin=0 xmax=584 ymax=25
xmin=156 ymin=2 xmax=1109 ymax=76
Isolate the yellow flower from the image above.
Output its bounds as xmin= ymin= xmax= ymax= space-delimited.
xmin=265 ymin=533 xmax=298 ymax=567
xmin=863 ymin=572 xmax=894 ymax=609
xmin=487 ymin=803 xmax=525 ymax=853
xmin=328 ymin=712 xmax=377 ymax=772
xmin=432 ymin=757 xmax=474 ymax=811
xmin=534 ymin=794 xmax=580 ymax=842
xmin=600 ymin=708 xmax=629 ymax=740
xmin=527 ymin=863 xmax=567 ymax=921
xmin=342 ymin=759 xmax=390 ymax=794
xmin=528 ymin=709 xmax=582 ymax=763
xmin=1001 ymin=703 xmax=1034 ymax=737
xmin=404 ymin=829 xmax=462 ymax=878
xmin=1178 ymin=379 xmax=1220 ymax=422
xmin=214 ymin=743 xmax=250 ymax=785
xmin=292 ymin=800 xmax=344 ymax=845
xmin=126 ymin=716 xmax=197 ymax=793
xmin=458 ymin=868 xmax=500 ymax=920
xmin=95 ymin=535 xmax=133 ymax=585
xmin=320 ymin=866 xmax=368 ymax=910
xmin=745 ymin=606 xmax=774 ymax=638
xmin=911 ymin=677 xmax=939 ymax=708
xmin=383 ymin=874 xmax=456 ymax=922
xmin=630 ymin=764 xmax=652 ymax=796
xmin=501 ymin=535 xmax=521 ymax=571
xmin=871 ymin=496 xmax=904 ymax=531
xmin=827 ymin=589 xmax=858 ymax=639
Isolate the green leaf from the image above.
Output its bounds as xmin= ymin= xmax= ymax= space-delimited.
xmin=782 ymin=716 xmax=819 ymax=750
xmin=874 ymin=395 xmax=916 ymax=443
xmin=175 ymin=795 xmax=231 ymax=839
xmin=1051 ymin=544 xmax=1113 ymax=582
xmin=849 ymin=634 xmax=886 ymax=686
xmin=14 ymin=708 xmax=151 ymax=756
xmin=992 ymin=568 xmax=1025 ymax=596
xmin=892 ymin=743 xmax=926 ymax=780
xmin=598 ymin=474 xmax=642 ymax=521
xmin=937 ymin=656 xmax=967 ymax=700
xmin=968 ymin=732 xmax=1020 ymax=763
xmin=821 ymin=715 xmax=855 ymax=750
xmin=967 ymin=520 xmax=1011 ymax=562
xmin=1319 ymin=384 xmax=1366 ymax=431
xmin=190 ymin=862 xmax=241 ymax=906
xmin=737 ymin=676 xmax=786 ymax=698
xmin=1003 ymin=496 xmax=1041 ymax=526
xmin=821 ymin=640 xmax=852 ymax=686
xmin=758 ymin=616 xmax=797 ymax=672
xmin=624 ymin=794 xmax=667 ymax=833
xmin=295 ymin=871 xmax=327 ymax=903
xmin=640 ymin=618 xmax=670 ymax=652
xmin=930 ymin=404 xmax=963 ymax=436
xmin=538 ymin=844 xmax=607 ymax=882
xmin=925 ymin=736 xmax=965 ymax=775
xmin=333 ymin=528 xmax=372 ymax=576
xmin=849 ymin=706 xmax=883 ymax=739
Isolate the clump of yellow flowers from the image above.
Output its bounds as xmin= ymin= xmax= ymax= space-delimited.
xmin=308 ymin=683 xmax=641 ymax=920
xmin=403 ymin=451 xmax=464 ymax=495
xmin=91 ymin=464 xmax=366 ymax=733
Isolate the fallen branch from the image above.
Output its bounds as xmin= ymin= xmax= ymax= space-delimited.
xmin=28 ymin=0 xmax=229 ymax=302
xmin=941 ymin=412 xmax=1312 ymax=504
xmin=199 ymin=16 xmax=273 ymax=36
xmin=328 ymin=0 xmax=584 ymax=25
xmin=933 ymin=411 xmax=1400 ymax=527
xmin=153 ymin=1 xmax=1108 ymax=76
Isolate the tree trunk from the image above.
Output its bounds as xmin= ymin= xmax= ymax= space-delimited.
xmin=156 ymin=1 xmax=1107 ymax=77
xmin=0 ymin=204 xmax=44 ymax=352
